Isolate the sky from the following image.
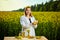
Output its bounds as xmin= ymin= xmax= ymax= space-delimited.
xmin=0 ymin=0 xmax=50 ymax=11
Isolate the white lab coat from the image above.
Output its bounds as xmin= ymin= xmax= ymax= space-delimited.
xmin=20 ymin=15 xmax=37 ymax=36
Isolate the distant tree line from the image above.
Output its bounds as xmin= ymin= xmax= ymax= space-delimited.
xmin=13 ymin=0 xmax=60 ymax=12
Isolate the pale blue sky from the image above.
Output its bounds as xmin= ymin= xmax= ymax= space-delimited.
xmin=0 ymin=0 xmax=50 ymax=11
xmin=25 ymin=0 xmax=50 ymax=5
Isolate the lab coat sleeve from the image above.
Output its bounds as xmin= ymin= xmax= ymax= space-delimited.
xmin=32 ymin=16 xmax=37 ymax=28
xmin=20 ymin=16 xmax=31 ymax=29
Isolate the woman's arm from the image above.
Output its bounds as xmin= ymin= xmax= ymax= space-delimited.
xmin=32 ymin=16 xmax=38 ymax=28
xmin=33 ymin=24 xmax=37 ymax=28
xmin=20 ymin=16 xmax=31 ymax=29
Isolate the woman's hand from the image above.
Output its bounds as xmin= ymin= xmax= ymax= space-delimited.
xmin=32 ymin=20 xmax=38 ymax=25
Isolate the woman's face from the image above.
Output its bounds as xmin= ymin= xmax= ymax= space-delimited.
xmin=25 ymin=8 xmax=31 ymax=15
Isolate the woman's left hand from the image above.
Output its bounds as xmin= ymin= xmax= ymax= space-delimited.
xmin=32 ymin=20 xmax=38 ymax=25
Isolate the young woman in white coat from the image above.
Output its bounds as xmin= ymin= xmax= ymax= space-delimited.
xmin=20 ymin=6 xmax=38 ymax=37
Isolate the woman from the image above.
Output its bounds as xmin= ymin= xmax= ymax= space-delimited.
xmin=20 ymin=6 xmax=38 ymax=37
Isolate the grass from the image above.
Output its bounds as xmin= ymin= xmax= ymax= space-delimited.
xmin=0 ymin=11 xmax=60 ymax=40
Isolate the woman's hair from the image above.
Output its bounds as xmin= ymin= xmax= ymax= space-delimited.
xmin=24 ymin=6 xmax=32 ymax=17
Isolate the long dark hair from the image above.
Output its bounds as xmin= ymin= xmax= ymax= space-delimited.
xmin=24 ymin=6 xmax=32 ymax=17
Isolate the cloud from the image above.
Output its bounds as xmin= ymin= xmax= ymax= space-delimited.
xmin=0 ymin=0 xmax=28 ymax=11
xmin=0 ymin=0 xmax=50 ymax=11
